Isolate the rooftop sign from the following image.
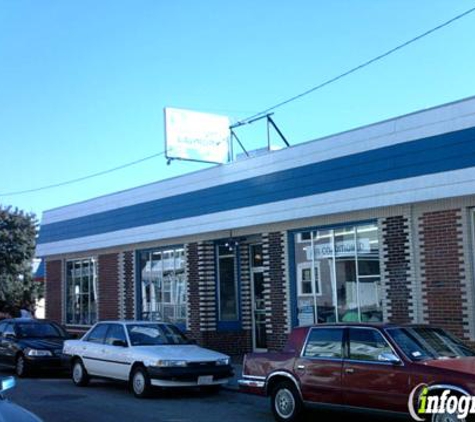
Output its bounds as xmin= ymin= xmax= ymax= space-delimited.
xmin=164 ymin=108 xmax=231 ymax=164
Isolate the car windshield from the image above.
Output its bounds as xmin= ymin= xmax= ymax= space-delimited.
xmin=126 ymin=324 xmax=190 ymax=346
xmin=387 ymin=326 xmax=475 ymax=361
xmin=15 ymin=322 xmax=66 ymax=339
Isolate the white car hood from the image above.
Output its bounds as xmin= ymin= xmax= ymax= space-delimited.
xmin=133 ymin=345 xmax=229 ymax=362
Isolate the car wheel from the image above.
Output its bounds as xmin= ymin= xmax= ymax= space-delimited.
xmin=15 ymin=354 xmax=29 ymax=378
xmin=131 ymin=366 xmax=152 ymax=398
xmin=72 ymin=359 xmax=89 ymax=387
xmin=271 ymin=381 xmax=303 ymax=422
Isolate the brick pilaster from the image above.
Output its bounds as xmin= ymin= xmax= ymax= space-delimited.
xmin=45 ymin=260 xmax=63 ymax=324
xmin=98 ymin=253 xmax=120 ymax=320
xmin=420 ymin=209 xmax=468 ymax=340
xmin=381 ymin=216 xmax=414 ymax=323
xmin=263 ymin=231 xmax=288 ymax=351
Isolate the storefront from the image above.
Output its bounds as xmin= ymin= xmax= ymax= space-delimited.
xmin=37 ymin=96 xmax=475 ymax=354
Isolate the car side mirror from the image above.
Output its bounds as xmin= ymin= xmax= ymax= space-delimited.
xmin=112 ymin=339 xmax=128 ymax=347
xmin=4 ymin=333 xmax=16 ymax=340
xmin=378 ymin=352 xmax=401 ymax=365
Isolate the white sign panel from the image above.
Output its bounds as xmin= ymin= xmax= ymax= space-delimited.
xmin=165 ymin=108 xmax=231 ymax=164
xmin=304 ymin=238 xmax=371 ymax=260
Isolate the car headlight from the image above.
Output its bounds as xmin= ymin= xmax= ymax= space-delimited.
xmin=155 ymin=360 xmax=187 ymax=367
xmin=26 ymin=349 xmax=53 ymax=357
xmin=216 ymin=358 xmax=230 ymax=366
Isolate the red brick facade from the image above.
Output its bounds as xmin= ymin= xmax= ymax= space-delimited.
xmin=42 ymin=206 xmax=474 ymax=354
xmin=45 ymin=260 xmax=62 ymax=324
xmin=420 ymin=209 xmax=468 ymax=340
xmin=98 ymin=253 xmax=120 ymax=320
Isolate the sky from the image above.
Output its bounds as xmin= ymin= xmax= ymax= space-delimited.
xmin=1 ymin=0 xmax=475 ymax=221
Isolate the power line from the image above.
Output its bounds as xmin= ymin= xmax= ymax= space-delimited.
xmin=0 ymin=151 xmax=166 ymax=197
xmin=235 ymin=5 xmax=475 ymax=127
xmin=3 ymin=6 xmax=474 ymax=197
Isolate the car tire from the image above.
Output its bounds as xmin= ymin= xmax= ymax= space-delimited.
xmin=131 ymin=366 xmax=152 ymax=398
xmin=271 ymin=381 xmax=303 ymax=422
xmin=71 ymin=359 xmax=89 ymax=387
xmin=15 ymin=354 xmax=29 ymax=378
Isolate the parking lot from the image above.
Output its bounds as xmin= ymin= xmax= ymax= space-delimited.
xmin=0 ymin=369 xmax=407 ymax=422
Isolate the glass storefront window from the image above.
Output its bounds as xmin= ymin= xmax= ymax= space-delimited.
xmin=65 ymin=258 xmax=97 ymax=325
xmin=217 ymin=245 xmax=239 ymax=321
xmin=294 ymin=223 xmax=382 ymax=325
xmin=138 ymin=247 xmax=187 ymax=324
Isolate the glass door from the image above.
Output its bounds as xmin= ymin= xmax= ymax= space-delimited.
xmin=250 ymin=244 xmax=267 ymax=351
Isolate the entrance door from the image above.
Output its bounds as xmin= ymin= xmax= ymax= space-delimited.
xmin=250 ymin=244 xmax=267 ymax=351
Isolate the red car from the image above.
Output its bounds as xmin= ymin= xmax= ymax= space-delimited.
xmin=239 ymin=323 xmax=475 ymax=422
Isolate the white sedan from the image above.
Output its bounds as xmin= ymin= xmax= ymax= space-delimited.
xmin=62 ymin=321 xmax=234 ymax=398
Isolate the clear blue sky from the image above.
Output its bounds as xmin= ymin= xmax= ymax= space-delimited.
xmin=1 ymin=0 xmax=475 ymax=220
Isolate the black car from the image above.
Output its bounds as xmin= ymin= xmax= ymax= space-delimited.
xmin=0 ymin=318 xmax=70 ymax=377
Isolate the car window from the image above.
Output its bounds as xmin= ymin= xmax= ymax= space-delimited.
xmin=105 ymin=324 xmax=127 ymax=346
xmin=85 ymin=324 xmax=109 ymax=344
xmin=349 ymin=328 xmax=393 ymax=362
xmin=126 ymin=324 xmax=190 ymax=346
xmin=302 ymin=328 xmax=344 ymax=359
xmin=387 ymin=327 xmax=475 ymax=361
xmin=15 ymin=322 xmax=65 ymax=339
xmin=0 ymin=322 xmax=7 ymax=336
xmin=3 ymin=324 xmax=15 ymax=338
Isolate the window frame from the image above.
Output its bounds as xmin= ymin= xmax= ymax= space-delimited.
xmin=346 ymin=326 xmax=403 ymax=366
xmin=300 ymin=326 xmax=345 ymax=361
xmin=215 ymin=242 xmax=242 ymax=331
xmin=216 ymin=244 xmax=240 ymax=323
xmin=291 ymin=220 xmax=382 ymax=327
xmin=137 ymin=245 xmax=187 ymax=328
xmin=297 ymin=262 xmax=322 ymax=297
xmin=64 ymin=257 xmax=98 ymax=327
xmin=104 ymin=323 xmax=128 ymax=347
xmin=84 ymin=323 xmax=110 ymax=344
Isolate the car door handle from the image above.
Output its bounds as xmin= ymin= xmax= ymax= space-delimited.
xmin=297 ymin=365 xmax=305 ymax=370
xmin=345 ymin=368 xmax=355 ymax=374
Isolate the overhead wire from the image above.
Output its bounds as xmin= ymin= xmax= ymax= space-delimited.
xmin=235 ymin=5 xmax=475 ymax=126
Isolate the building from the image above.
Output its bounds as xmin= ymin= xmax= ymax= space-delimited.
xmin=37 ymin=96 xmax=475 ymax=355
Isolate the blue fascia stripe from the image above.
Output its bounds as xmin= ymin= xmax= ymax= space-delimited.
xmin=37 ymin=126 xmax=475 ymax=244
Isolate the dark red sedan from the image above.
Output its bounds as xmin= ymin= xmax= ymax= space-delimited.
xmin=239 ymin=324 xmax=475 ymax=422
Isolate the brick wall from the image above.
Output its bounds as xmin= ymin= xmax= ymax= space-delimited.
xmin=98 ymin=253 xmax=119 ymax=320
xmin=381 ymin=216 xmax=414 ymax=323
xmin=123 ymin=251 xmax=135 ymax=320
xmin=45 ymin=260 xmax=62 ymax=324
xmin=186 ymin=241 xmax=254 ymax=356
xmin=186 ymin=243 xmax=204 ymax=344
xmin=202 ymin=330 xmax=252 ymax=357
xmin=264 ymin=232 xmax=289 ymax=351
xmin=420 ymin=209 xmax=468 ymax=340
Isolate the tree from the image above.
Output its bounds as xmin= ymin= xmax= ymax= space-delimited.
xmin=0 ymin=205 xmax=39 ymax=315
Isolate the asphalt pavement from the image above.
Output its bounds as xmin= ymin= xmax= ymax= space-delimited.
xmin=0 ymin=368 xmax=407 ymax=422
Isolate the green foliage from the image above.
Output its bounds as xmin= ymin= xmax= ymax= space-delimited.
xmin=0 ymin=205 xmax=38 ymax=314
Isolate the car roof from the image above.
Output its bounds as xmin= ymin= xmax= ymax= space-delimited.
xmin=295 ymin=322 xmax=436 ymax=329
xmin=95 ymin=320 xmax=173 ymax=325
xmin=1 ymin=318 xmax=57 ymax=324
